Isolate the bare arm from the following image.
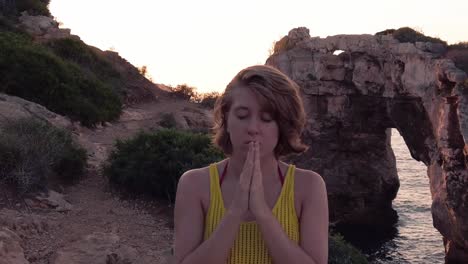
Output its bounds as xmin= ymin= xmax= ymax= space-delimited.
xmin=256 ymin=171 xmax=329 ymax=264
xmin=173 ymin=170 xmax=243 ymax=264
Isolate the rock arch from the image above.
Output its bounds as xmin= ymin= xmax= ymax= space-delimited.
xmin=268 ymin=27 xmax=467 ymax=263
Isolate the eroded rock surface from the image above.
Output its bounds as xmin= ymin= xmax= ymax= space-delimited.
xmin=268 ymin=27 xmax=467 ymax=263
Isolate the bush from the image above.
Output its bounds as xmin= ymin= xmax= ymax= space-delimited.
xmin=170 ymin=84 xmax=197 ymax=101
xmin=329 ymin=233 xmax=368 ymax=264
xmin=376 ymin=27 xmax=447 ymax=46
xmin=103 ymin=128 xmax=224 ymax=203
xmin=447 ymin=42 xmax=468 ymax=74
xmin=45 ymin=38 xmax=125 ymax=95
xmin=199 ymin=91 xmax=220 ymax=109
xmin=158 ymin=112 xmax=178 ymax=129
xmin=15 ymin=0 xmax=50 ymax=16
xmin=0 ymin=16 xmax=16 ymax=31
xmin=0 ymin=31 xmax=122 ymax=127
xmin=0 ymin=118 xmax=87 ymax=193
xmin=449 ymin=42 xmax=468 ymax=50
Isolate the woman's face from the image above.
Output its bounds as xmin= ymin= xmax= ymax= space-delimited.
xmin=225 ymin=86 xmax=279 ymax=158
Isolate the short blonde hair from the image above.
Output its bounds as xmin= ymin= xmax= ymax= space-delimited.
xmin=212 ymin=65 xmax=308 ymax=158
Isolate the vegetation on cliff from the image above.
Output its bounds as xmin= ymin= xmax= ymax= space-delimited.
xmin=376 ymin=27 xmax=447 ymax=46
xmin=0 ymin=0 xmax=51 ymax=16
xmin=0 ymin=118 xmax=87 ymax=193
xmin=447 ymin=42 xmax=468 ymax=74
xmin=329 ymin=233 xmax=368 ymax=264
xmin=102 ymin=128 xmax=224 ymax=203
xmin=0 ymin=31 xmax=123 ymax=127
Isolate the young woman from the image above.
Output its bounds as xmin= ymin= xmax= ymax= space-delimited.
xmin=173 ymin=65 xmax=328 ymax=264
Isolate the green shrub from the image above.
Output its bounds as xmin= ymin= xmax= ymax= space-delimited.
xmin=0 ymin=16 xmax=16 ymax=31
xmin=158 ymin=112 xmax=178 ymax=129
xmin=329 ymin=233 xmax=368 ymax=264
xmin=52 ymin=146 xmax=88 ymax=184
xmin=449 ymin=42 xmax=468 ymax=50
xmin=0 ymin=118 xmax=87 ymax=193
xmin=170 ymin=84 xmax=197 ymax=101
xmin=103 ymin=128 xmax=224 ymax=202
xmin=375 ymin=29 xmax=396 ymax=36
xmin=199 ymin=91 xmax=220 ymax=109
xmin=45 ymin=38 xmax=125 ymax=95
xmin=376 ymin=27 xmax=447 ymax=46
xmin=0 ymin=31 xmax=122 ymax=127
xmin=15 ymin=0 xmax=50 ymax=16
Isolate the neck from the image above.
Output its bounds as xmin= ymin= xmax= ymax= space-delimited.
xmin=227 ymin=151 xmax=278 ymax=182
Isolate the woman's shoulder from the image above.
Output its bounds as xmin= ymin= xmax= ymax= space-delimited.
xmin=292 ymin=165 xmax=326 ymax=195
xmin=182 ymin=159 xmax=227 ymax=178
xmin=179 ymin=165 xmax=210 ymax=185
xmin=178 ymin=160 xmax=227 ymax=193
xmin=293 ymin=166 xmax=322 ymax=179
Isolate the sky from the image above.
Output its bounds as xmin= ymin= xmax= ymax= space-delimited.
xmin=49 ymin=0 xmax=468 ymax=94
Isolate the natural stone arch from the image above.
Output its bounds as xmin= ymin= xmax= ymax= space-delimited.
xmin=268 ymin=27 xmax=467 ymax=263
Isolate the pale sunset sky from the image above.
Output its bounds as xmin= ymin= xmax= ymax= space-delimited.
xmin=49 ymin=0 xmax=468 ymax=94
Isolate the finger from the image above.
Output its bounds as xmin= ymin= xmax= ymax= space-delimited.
xmin=254 ymin=142 xmax=262 ymax=187
xmin=247 ymin=141 xmax=255 ymax=170
xmin=253 ymin=142 xmax=259 ymax=177
xmin=240 ymin=142 xmax=254 ymax=186
xmin=255 ymin=142 xmax=260 ymax=171
xmin=247 ymin=143 xmax=255 ymax=184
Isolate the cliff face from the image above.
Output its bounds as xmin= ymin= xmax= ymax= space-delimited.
xmin=16 ymin=12 xmax=171 ymax=106
xmin=268 ymin=27 xmax=468 ymax=263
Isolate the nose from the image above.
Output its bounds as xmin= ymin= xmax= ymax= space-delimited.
xmin=247 ymin=117 xmax=260 ymax=136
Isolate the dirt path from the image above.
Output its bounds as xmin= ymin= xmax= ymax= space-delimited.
xmin=20 ymin=170 xmax=174 ymax=264
xmin=1 ymin=97 xmax=210 ymax=263
xmin=76 ymin=98 xmax=212 ymax=168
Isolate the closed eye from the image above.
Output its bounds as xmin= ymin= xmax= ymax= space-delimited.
xmin=236 ymin=115 xmax=273 ymax=122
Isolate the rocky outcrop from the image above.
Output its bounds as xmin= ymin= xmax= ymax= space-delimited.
xmin=0 ymin=209 xmax=51 ymax=264
xmin=29 ymin=191 xmax=73 ymax=212
xmin=18 ymin=12 xmax=79 ymax=42
xmin=0 ymin=93 xmax=72 ymax=131
xmin=0 ymin=209 xmax=50 ymax=240
xmin=0 ymin=228 xmax=29 ymax=264
xmin=268 ymin=27 xmax=467 ymax=263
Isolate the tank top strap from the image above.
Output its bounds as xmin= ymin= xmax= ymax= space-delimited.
xmin=208 ymin=163 xmax=225 ymax=211
xmin=283 ymin=164 xmax=296 ymax=200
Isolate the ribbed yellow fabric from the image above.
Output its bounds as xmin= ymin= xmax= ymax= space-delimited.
xmin=203 ymin=163 xmax=300 ymax=264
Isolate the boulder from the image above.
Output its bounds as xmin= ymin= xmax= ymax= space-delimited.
xmin=0 ymin=227 xmax=29 ymax=264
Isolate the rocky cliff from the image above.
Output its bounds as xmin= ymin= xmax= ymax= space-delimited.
xmin=268 ymin=27 xmax=468 ymax=263
xmin=16 ymin=11 xmax=171 ymax=106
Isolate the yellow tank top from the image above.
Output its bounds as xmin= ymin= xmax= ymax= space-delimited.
xmin=203 ymin=163 xmax=300 ymax=264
